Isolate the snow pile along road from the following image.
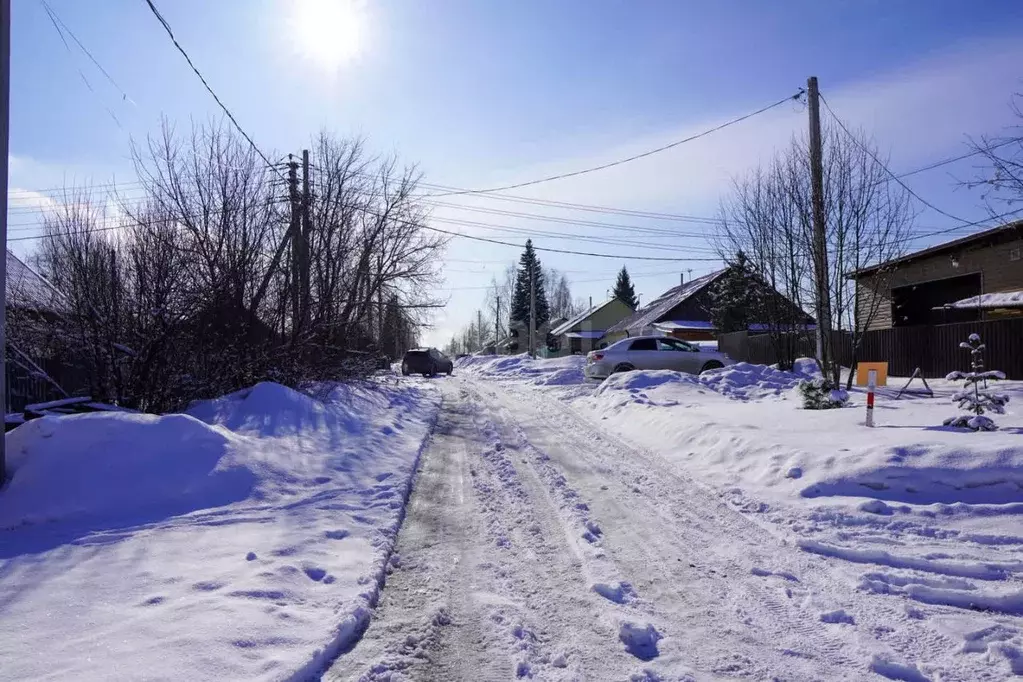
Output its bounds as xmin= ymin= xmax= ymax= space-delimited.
xmin=0 ymin=379 xmax=440 ymax=682
xmin=458 ymin=353 xmax=588 ymax=387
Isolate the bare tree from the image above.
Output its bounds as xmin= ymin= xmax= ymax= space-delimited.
xmin=718 ymin=124 xmax=914 ymax=383
xmin=24 ymin=121 xmax=445 ymax=412
xmin=545 ymin=267 xmax=575 ymax=320
xmin=968 ymin=93 xmax=1023 ymax=209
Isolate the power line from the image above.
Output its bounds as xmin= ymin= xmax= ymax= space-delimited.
xmin=41 ymin=0 xmax=134 ymax=105
xmin=819 ymin=92 xmax=975 ymax=226
xmin=437 ymin=269 xmax=682 ymax=292
xmin=430 ymin=89 xmax=806 ymax=197
xmin=7 ymin=178 xmax=997 ymax=243
xmin=42 ymin=0 xmax=124 ymax=130
xmin=429 ymin=216 xmax=720 ymax=254
xmin=7 ymin=200 xmax=723 ymax=262
xmin=901 ymin=207 xmax=1023 ymax=244
xmin=893 ymin=139 xmax=1017 ymax=180
xmin=141 ymin=0 xmax=285 ymax=181
xmin=421 ymin=224 xmax=720 ymax=262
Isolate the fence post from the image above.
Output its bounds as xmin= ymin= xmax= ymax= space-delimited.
xmin=865 ymin=369 xmax=876 ymax=427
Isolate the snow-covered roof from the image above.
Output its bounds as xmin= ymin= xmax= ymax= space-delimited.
xmin=653 ymin=320 xmax=716 ymax=331
xmin=550 ymin=298 xmax=622 ymax=337
xmin=6 ymin=250 xmax=68 ymax=314
xmin=607 ymin=270 xmax=726 ymax=335
xmin=564 ymin=330 xmax=605 ymax=339
xmin=937 ymin=290 xmax=1023 ymax=310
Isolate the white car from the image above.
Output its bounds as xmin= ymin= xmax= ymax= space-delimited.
xmin=584 ymin=335 xmax=734 ymax=381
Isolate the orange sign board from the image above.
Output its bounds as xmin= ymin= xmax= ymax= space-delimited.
xmin=856 ymin=362 xmax=888 ymax=387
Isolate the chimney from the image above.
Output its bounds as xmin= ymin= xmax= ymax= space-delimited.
xmin=680 ymin=272 xmax=685 ymax=286
xmin=589 ymin=296 xmax=593 ymax=309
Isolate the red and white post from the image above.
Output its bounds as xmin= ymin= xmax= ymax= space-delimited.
xmin=865 ymin=369 xmax=877 ymax=427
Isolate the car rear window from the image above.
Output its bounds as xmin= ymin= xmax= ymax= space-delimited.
xmin=405 ymin=351 xmax=428 ymax=358
xmin=629 ymin=338 xmax=657 ymax=351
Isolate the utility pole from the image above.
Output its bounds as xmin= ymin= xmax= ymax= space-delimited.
xmin=477 ymin=309 xmax=483 ymax=352
xmin=529 ymin=263 xmax=536 ymax=358
xmin=495 ymin=295 xmax=501 ymax=356
xmin=300 ymin=149 xmax=312 ymax=332
xmin=377 ymin=251 xmax=384 ymax=345
xmin=286 ymin=155 xmax=300 ymax=337
xmin=0 ymin=0 xmax=10 ymax=484
xmin=807 ymin=76 xmax=833 ymax=379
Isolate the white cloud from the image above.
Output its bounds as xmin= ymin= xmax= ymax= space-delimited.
xmin=9 ymin=188 xmax=58 ymax=214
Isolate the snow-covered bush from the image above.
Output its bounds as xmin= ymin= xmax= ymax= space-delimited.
xmin=797 ymin=377 xmax=848 ymax=410
xmin=943 ymin=333 xmax=1009 ymax=431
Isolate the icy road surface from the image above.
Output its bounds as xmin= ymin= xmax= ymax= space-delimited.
xmin=325 ymin=376 xmax=1001 ymax=681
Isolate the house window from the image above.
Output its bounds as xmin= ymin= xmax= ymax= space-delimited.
xmin=891 ymin=273 xmax=981 ymax=326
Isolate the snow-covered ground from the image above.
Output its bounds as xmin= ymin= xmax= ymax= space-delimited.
xmin=0 ymin=378 xmax=440 ymax=682
xmin=5 ymin=352 xmax=1023 ymax=681
xmin=442 ymin=353 xmax=1023 ymax=680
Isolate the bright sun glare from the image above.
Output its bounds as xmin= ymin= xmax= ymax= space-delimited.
xmin=289 ymin=0 xmax=367 ymax=70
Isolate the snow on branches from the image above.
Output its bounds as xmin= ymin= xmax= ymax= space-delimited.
xmin=943 ymin=333 xmax=1010 ymax=431
xmin=798 ymin=377 xmax=849 ymax=410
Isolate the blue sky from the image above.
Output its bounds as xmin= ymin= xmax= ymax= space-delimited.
xmin=9 ymin=0 xmax=1023 ymax=346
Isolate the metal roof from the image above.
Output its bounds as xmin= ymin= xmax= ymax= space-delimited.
xmin=606 ymin=269 xmax=726 ymax=335
xmin=550 ymin=298 xmax=624 ymax=336
xmin=849 ymin=220 xmax=1023 ymax=278
xmin=6 ymin=250 xmax=68 ymax=314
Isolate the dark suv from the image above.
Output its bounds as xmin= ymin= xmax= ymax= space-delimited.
xmin=401 ymin=348 xmax=453 ymax=377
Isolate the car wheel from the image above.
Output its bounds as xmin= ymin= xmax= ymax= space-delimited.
xmin=700 ymin=361 xmax=723 ymax=374
xmin=446 ymin=366 xmax=453 ymax=376
xmin=401 ymin=363 xmax=410 ymax=376
xmin=612 ymin=363 xmax=635 ymax=374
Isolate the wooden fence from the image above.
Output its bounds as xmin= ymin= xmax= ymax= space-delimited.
xmin=719 ymin=317 xmax=1023 ymax=379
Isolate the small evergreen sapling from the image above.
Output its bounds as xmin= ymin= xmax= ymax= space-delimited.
xmin=797 ymin=377 xmax=849 ymax=409
xmin=942 ymin=333 xmax=1009 ymax=431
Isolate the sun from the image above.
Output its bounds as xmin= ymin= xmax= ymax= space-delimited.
xmin=288 ymin=0 xmax=367 ymax=70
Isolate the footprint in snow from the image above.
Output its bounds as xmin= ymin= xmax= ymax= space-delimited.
xmin=619 ymin=622 xmax=661 ymax=661
xmin=192 ymin=581 xmax=224 ymax=592
xmin=303 ymin=567 xmax=327 ymax=582
xmin=324 ymin=529 xmax=350 ymax=540
xmin=592 ymin=582 xmax=638 ymax=604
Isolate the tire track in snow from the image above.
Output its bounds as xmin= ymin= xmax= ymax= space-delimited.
xmin=483 ymin=380 xmax=889 ymax=679
xmin=330 ymin=384 xmax=641 ymax=681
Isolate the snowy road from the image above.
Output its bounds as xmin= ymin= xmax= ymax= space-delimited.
xmin=326 ymin=376 xmax=966 ymax=681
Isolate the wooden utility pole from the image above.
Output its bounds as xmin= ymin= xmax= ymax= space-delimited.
xmin=0 ymin=0 xmax=8 ymax=483
xmin=807 ymin=76 xmax=833 ymax=378
xmin=477 ymin=309 xmax=482 ymax=352
xmin=287 ymin=155 xmax=300 ymax=336
xmin=495 ymin=295 xmax=501 ymax=356
xmin=377 ymin=251 xmax=384 ymax=344
xmin=529 ymin=264 xmax=536 ymax=358
xmin=300 ymin=149 xmax=312 ymax=331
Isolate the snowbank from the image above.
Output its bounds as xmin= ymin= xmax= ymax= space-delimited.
xmin=0 ymin=379 xmax=441 ymax=682
xmin=1 ymin=413 xmax=253 ymax=528
xmin=698 ymin=361 xmax=814 ymax=401
xmin=583 ymin=370 xmax=1023 ymax=506
xmin=458 ymin=353 xmax=588 ymax=387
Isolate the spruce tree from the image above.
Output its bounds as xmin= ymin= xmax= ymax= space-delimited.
xmin=612 ymin=266 xmax=638 ymax=309
xmin=709 ymin=251 xmax=764 ymax=333
xmin=943 ymin=334 xmax=1010 ymax=431
xmin=510 ymin=240 xmax=550 ymax=328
